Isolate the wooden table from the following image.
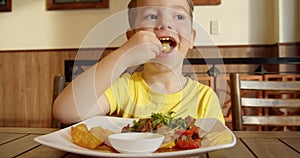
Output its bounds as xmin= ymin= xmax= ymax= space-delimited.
xmin=0 ymin=127 xmax=299 ymax=158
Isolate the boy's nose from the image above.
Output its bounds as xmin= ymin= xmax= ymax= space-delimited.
xmin=158 ymin=22 xmax=172 ymax=30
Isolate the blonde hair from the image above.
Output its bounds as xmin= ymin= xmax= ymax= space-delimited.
xmin=127 ymin=0 xmax=194 ymax=28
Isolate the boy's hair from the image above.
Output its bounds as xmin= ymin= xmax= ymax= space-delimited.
xmin=127 ymin=0 xmax=194 ymax=28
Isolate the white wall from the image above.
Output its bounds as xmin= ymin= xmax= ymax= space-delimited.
xmin=0 ymin=0 xmax=130 ymax=50
xmin=0 ymin=0 xmax=299 ymax=50
xmin=195 ymin=0 xmax=277 ymax=45
xmin=278 ymin=0 xmax=300 ymax=43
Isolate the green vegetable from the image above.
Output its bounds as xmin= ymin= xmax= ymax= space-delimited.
xmin=128 ymin=119 xmax=147 ymax=131
xmin=150 ymin=111 xmax=188 ymax=129
xmin=151 ymin=111 xmax=175 ymax=128
xmin=126 ymin=111 xmax=188 ymax=132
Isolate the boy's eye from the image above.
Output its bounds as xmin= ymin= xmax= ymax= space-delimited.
xmin=146 ymin=14 xmax=158 ymax=19
xmin=175 ymin=15 xmax=184 ymax=20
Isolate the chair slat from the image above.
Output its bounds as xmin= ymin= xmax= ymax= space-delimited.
xmin=240 ymin=81 xmax=300 ymax=91
xmin=243 ymin=116 xmax=300 ymax=126
xmin=241 ymin=98 xmax=300 ymax=108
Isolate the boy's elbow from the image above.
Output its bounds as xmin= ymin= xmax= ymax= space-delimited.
xmin=52 ymin=98 xmax=77 ymax=125
xmin=52 ymin=99 xmax=66 ymax=124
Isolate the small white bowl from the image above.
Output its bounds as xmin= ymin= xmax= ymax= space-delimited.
xmin=108 ymin=132 xmax=165 ymax=154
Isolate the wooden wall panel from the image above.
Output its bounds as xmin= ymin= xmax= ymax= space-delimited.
xmin=0 ymin=50 xmax=102 ymax=127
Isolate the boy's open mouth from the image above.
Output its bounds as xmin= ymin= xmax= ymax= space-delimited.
xmin=159 ymin=37 xmax=177 ymax=53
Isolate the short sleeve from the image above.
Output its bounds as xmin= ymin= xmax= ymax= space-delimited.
xmin=204 ymin=91 xmax=225 ymax=124
xmin=104 ymin=73 xmax=131 ymax=115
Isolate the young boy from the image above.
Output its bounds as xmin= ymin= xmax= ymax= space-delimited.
xmin=53 ymin=0 xmax=225 ymax=124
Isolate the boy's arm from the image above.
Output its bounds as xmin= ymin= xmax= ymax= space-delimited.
xmin=53 ymin=31 xmax=161 ymax=124
xmin=52 ymin=50 xmax=128 ymax=124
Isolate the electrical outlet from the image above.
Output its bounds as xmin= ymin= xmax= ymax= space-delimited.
xmin=210 ymin=20 xmax=219 ymax=35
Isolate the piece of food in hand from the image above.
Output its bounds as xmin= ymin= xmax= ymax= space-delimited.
xmin=160 ymin=37 xmax=177 ymax=53
xmin=71 ymin=124 xmax=102 ymax=149
xmin=90 ymin=127 xmax=115 ymax=147
xmin=162 ymin=43 xmax=172 ymax=53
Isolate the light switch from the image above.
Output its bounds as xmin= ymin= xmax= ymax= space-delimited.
xmin=210 ymin=20 xmax=219 ymax=35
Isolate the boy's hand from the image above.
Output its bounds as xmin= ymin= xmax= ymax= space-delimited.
xmin=118 ymin=31 xmax=162 ymax=67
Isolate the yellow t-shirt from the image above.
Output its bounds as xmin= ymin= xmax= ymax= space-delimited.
xmin=104 ymin=72 xmax=225 ymax=123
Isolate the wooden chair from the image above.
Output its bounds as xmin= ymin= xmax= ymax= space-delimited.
xmin=230 ymin=73 xmax=300 ymax=131
xmin=52 ymin=74 xmax=66 ymax=103
xmin=51 ymin=74 xmax=66 ymax=128
xmin=217 ymin=74 xmax=263 ymax=130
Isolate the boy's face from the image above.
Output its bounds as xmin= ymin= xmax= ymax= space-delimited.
xmin=132 ymin=0 xmax=195 ymax=60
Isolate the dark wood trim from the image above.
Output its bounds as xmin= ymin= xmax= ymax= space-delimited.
xmin=190 ymin=44 xmax=278 ymax=50
xmin=0 ymin=47 xmax=117 ymax=53
xmin=193 ymin=0 xmax=221 ymax=5
xmin=277 ymin=42 xmax=300 ymax=46
xmin=64 ymin=57 xmax=300 ymax=67
xmin=0 ymin=0 xmax=11 ymax=12
xmin=46 ymin=0 xmax=109 ymax=10
xmin=184 ymin=42 xmax=297 ymax=48
xmin=0 ymin=43 xmax=299 ymax=53
xmin=0 ymin=48 xmax=79 ymax=53
xmin=185 ymin=57 xmax=300 ymax=65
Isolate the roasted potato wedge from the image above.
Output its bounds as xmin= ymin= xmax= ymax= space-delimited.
xmin=90 ymin=127 xmax=115 ymax=147
xmin=71 ymin=124 xmax=102 ymax=149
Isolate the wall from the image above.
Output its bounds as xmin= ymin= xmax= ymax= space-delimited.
xmin=0 ymin=0 xmax=129 ymax=50
xmin=1 ymin=0 xmax=299 ymax=51
xmin=195 ymin=0 xmax=276 ymax=45
xmin=278 ymin=0 xmax=300 ymax=43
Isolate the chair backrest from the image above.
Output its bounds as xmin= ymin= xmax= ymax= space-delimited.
xmin=230 ymin=73 xmax=300 ymax=131
xmin=52 ymin=74 xmax=66 ymax=103
xmin=52 ymin=74 xmax=67 ymax=128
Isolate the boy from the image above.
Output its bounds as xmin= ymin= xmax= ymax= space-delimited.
xmin=53 ymin=0 xmax=225 ymax=124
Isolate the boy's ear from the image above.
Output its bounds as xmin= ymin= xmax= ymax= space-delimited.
xmin=189 ymin=29 xmax=196 ymax=49
xmin=126 ymin=29 xmax=135 ymax=40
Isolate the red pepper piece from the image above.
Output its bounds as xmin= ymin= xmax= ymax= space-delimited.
xmin=182 ymin=127 xmax=197 ymax=135
xmin=176 ymin=139 xmax=201 ymax=149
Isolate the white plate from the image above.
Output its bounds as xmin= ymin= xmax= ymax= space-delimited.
xmin=34 ymin=116 xmax=236 ymax=157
